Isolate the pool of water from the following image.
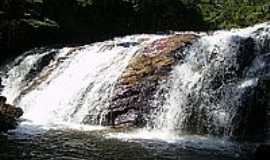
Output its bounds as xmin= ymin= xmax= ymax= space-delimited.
xmin=0 ymin=126 xmax=255 ymax=160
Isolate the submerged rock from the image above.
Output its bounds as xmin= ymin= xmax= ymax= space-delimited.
xmin=103 ymin=34 xmax=198 ymax=126
xmin=0 ymin=96 xmax=23 ymax=132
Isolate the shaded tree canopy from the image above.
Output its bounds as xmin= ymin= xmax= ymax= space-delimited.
xmin=0 ymin=0 xmax=269 ymax=63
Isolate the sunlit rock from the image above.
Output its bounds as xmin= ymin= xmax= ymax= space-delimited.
xmin=105 ymin=34 xmax=198 ymax=126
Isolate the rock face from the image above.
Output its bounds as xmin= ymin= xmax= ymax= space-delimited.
xmin=0 ymin=78 xmax=23 ymax=132
xmin=103 ymin=34 xmax=197 ymax=126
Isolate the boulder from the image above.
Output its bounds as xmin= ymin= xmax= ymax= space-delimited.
xmin=102 ymin=34 xmax=198 ymax=126
xmin=0 ymin=96 xmax=24 ymax=132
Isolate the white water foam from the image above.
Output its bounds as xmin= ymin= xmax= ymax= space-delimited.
xmin=1 ymin=34 xmax=166 ymax=131
xmin=1 ymin=22 xmax=270 ymax=141
xmin=143 ymin=22 xmax=270 ymax=138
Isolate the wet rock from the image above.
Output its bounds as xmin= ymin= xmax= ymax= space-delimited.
xmin=117 ymin=42 xmax=139 ymax=48
xmin=178 ymin=36 xmax=264 ymax=137
xmin=230 ymin=79 xmax=268 ymax=139
xmin=103 ymin=34 xmax=198 ymax=126
xmin=236 ymin=37 xmax=256 ymax=77
xmin=0 ymin=78 xmax=3 ymax=92
xmin=0 ymin=96 xmax=24 ymax=132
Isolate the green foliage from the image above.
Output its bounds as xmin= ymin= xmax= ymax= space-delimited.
xmin=1 ymin=0 xmax=270 ymax=61
xmin=1 ymin=0 xmax=270 ymax=32
xmin=40 ymin=0 xmax=270 ymax=33
xmin=197 ymin=0 xmax=270 ymax=29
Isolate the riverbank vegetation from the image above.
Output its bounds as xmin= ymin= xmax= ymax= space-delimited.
xmin=0 ymin=0 xmax=269 ymax=63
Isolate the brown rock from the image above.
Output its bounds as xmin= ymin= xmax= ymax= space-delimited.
xmin=0 ymin=96 xmax=24 ymax=132
xmin=102 ymin=34 xmax=198 ymax=126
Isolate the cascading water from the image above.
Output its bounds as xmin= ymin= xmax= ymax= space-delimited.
xmin=146 ymin=22 xmax=270 ymax=139
xmin=0 ymin=22 xmax=269 ymax=142
xmin=106 ymin=22 xmax=270 ymax=142
xmin=1 ymin=23 xmax=270 ymax=160
xmin=0 ymin=35 xmax=165 ymax=128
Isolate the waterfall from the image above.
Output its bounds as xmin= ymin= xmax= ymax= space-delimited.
xmin=1 ymin=23 xmax=270 ymax=140
xmin=148 ymin=22 xmax=270 ymax=138
xmin=0 ymin=35 xmax=165 ymax=127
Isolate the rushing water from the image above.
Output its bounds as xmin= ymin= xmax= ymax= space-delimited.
xmin=1 ymin=23 xmax=270 ymax=159
xmin=1 ymin=35 xmax=165 ymax=127
xmin=144 ymin=22 xmax=270 ymax=139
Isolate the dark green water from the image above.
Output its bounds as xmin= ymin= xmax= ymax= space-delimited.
xmin=0 ymin=127 xmax=255 ymax=160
